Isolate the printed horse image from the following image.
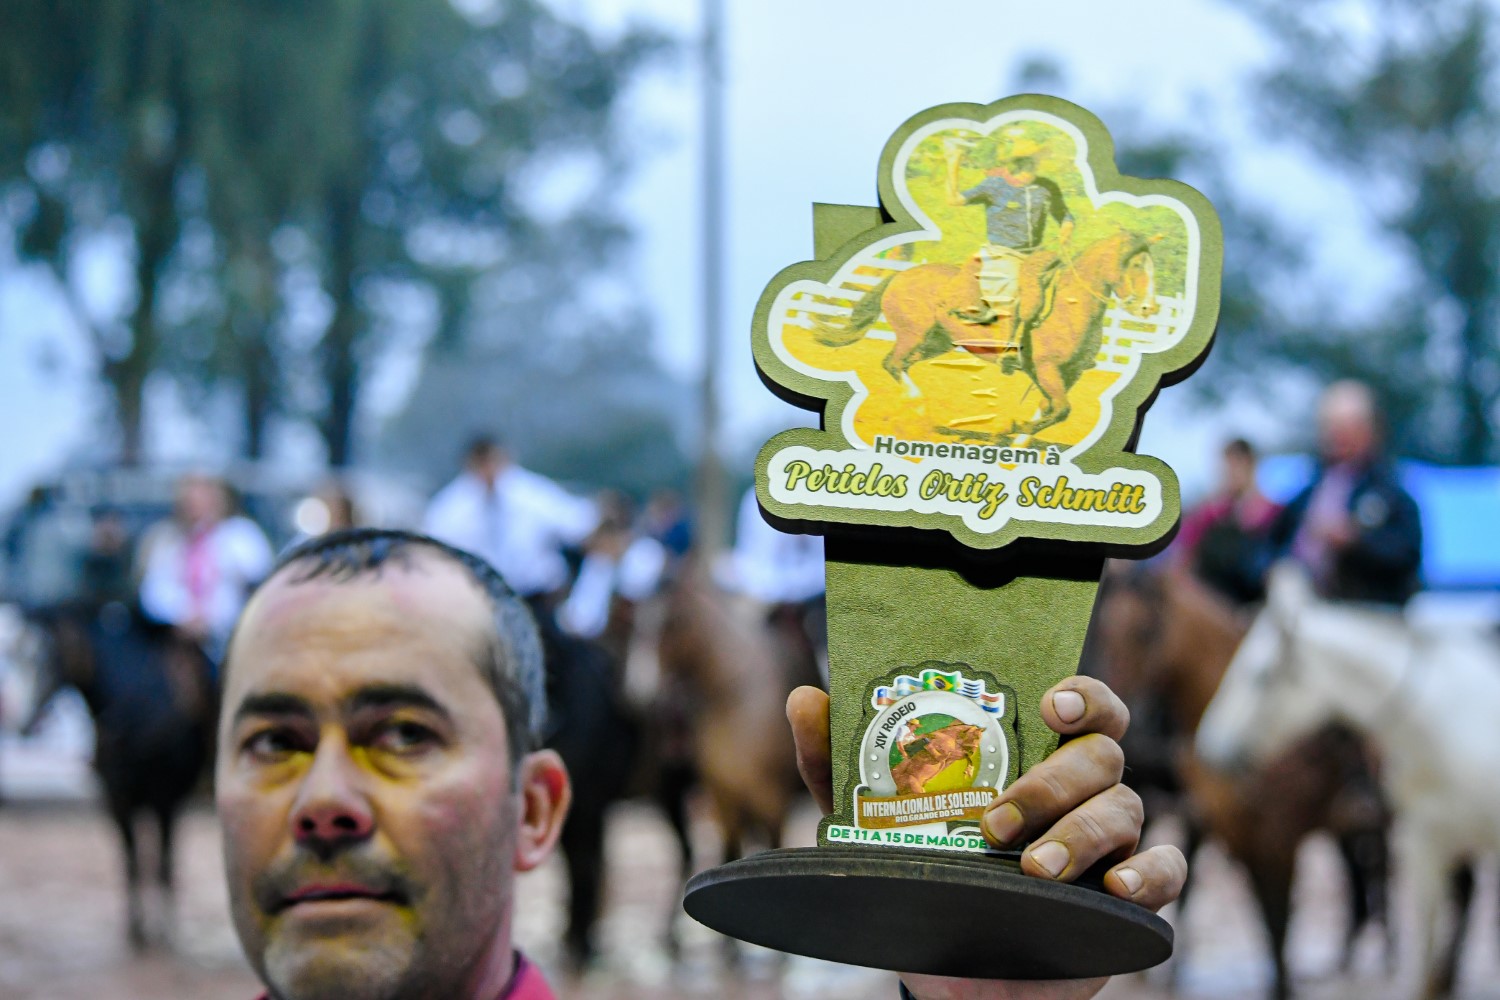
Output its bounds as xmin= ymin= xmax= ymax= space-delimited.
xmin=812 ymin=231 xmax=1159 ymax=438
xmin=1085 ymin=565 xmax=1391 ymax=999
xmin=891 ymin=720 xmax=983 ymax=794
xmin=1197 ymin=564 xmax=1500 ymax=1000
xmin=15 ymin=601 xmax=214 ymax=950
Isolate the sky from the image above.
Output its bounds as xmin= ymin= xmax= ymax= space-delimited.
xmin=0 ymin=0 xmax=1403 ymax=506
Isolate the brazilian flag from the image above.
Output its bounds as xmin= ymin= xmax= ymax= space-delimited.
xmin=920 ymin=668 xmax=961 ymax=692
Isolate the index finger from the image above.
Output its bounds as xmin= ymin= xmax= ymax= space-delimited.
xmin=786 ymin=686 xmax=834 ymax=815
xmin=1040 ymin=675 xmax=1129 ymax=742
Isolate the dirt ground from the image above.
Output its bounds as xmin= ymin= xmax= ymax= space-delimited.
xmin=3 ymin=794 xmax=1500 ymax=1000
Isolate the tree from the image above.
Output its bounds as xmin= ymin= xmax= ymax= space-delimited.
xmin=0 ymin=0 xmax=195 ymax=464
xmin=0 ymin=0 xmax=668 ymax=469
xmin=1231 ymin=0 xmax=1500 ymax=463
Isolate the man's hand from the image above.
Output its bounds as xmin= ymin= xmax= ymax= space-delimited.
xmin=787 ymin=676 xmax=1187 ymax=1000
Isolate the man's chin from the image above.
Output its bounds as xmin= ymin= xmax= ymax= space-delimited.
xmin=262 ymin=919 xmax=417 ymax=1000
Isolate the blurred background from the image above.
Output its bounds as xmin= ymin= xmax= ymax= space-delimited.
xmin=1 ymin=0 xmax=1498 ymax=997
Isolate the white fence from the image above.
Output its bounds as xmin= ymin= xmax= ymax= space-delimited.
xmin=783 ymin=257 xmax=1187 ymax=373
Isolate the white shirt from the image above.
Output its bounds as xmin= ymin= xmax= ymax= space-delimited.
xmin=138 ymin=515 xmax=274 ymax=650
xmin=724 ymin=488 xmax=825 ymax=604
xmin=558 ymin=536 xmax=667 ymax=639
xmin=423 ymin=466 xmax=599 ymax=598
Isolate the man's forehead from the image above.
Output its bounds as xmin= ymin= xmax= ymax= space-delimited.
xmin=227 ymin=551 xmax=495 ymax=693
xmin=252 ymin=550 xmax=487 ymax=620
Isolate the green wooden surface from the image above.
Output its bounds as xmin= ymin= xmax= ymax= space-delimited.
xmin=819 ymin=552 xmax=1101 ymax=842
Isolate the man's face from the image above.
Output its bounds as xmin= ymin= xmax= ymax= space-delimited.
xmin=1003 ymin=158 xmax=1036 ymax=185
xmin=1222 ymin=450 xmax=1255 ymax=496
xmin=217 ymin=554 xmax=552 ymax=1000
xmin=1318 ymin=389 xmax=1377 ymax=466
xmin=178 ymin=476 xmax=226 ymax=528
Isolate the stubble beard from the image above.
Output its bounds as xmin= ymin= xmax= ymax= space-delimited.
xmin=261 ymin=926 xmax=422 ymax=1000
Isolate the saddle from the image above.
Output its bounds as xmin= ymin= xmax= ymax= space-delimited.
xmin=956 ymin=249 xmax=1061 ymax=330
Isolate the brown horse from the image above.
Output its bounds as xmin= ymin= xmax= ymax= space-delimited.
xmin=814 ymin=231 xmax=1159 ymax=438
xmin=891 ymin=721 xmax=983 ymax=794
xmin=656 ymin=558 xmax=820 ymax=868
xmin=1084 ymin=565 xmax=1391 ymax=1000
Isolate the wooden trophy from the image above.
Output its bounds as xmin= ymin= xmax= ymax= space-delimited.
xmin=683 ymin=94 xmax=1220 ymax=979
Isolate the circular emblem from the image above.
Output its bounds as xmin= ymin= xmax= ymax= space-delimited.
xmin=859 ymin=690 xmax=1009 ymax=798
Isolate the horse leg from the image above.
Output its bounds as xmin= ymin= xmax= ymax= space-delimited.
xmin=714 ymin=802 xmax=745 ymax=968
xmin=154 ymin=802 xmax=180 ymax=948
xmin=113 ymin=806 xmax=148 ymax=951
xmin=1397 ymin=826 xmax=1447 ymax=1000
xmin=1246 ymin=857 xmax=1294 ymax=1000
xmin=1015 ymin=362 xmax=1071 ymax=438
xmin=560 ymin=796 xmax=608 ymax=970
xmin=882 ymin=324 xmax=943 ymax=398
xmin=1335 ymin=829 xmax=1371 ymax=972
xmin=656 ymin=759 xmax=696 ymax=959
xmin=1167 ymin=816 xmax=1206 ymax=992
xmin=1335 ymin=815 xmax=1392 ymax=974
xmin=1431 ymin=863 xmax=1474 ymax=998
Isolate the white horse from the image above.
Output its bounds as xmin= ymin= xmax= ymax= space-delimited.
xmin=1196 ymin=563 xmax=1500 ymax=999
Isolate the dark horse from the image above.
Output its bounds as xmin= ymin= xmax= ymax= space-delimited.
xmin=19 ymin=601 xmax=214 ymax=949
xmin=529 ymin=599 xmax=639 ymax=969
xmin=813 ymin=231 xmax=1159 ymax=438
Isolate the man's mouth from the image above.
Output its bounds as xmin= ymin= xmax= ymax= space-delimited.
xmin=279 ymin=884 xmax=401 ymax=911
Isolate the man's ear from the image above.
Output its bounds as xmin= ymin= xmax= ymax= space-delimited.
xmin=513 ymin=749 xmax=571 ymax=872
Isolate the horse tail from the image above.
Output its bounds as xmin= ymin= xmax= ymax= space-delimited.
xmin=811 ymin=274 xmax=894 ymax=346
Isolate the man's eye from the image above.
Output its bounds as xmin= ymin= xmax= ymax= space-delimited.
xmin=373 ymin=720 xmax=440 ymax=754
xmin=242 ymin=728 xmax=304 ymax=759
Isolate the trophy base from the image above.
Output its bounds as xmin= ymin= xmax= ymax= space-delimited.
xmin=682 ymin=845 xmax=1173 ymax=980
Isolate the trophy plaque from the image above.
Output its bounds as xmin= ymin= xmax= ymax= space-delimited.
xmin=683 ymin=94 xmax=1220 ymax=979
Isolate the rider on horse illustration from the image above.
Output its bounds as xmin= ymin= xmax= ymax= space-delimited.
xmin=945 ymin=129 xmax=1075 ymax=349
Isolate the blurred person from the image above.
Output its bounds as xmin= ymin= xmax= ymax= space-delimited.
xmin=425 ymin=444 xmax=622 ymax=966
xmin=945 ymin=130 xmax=1074 ymax=349
xmin=423 ymin=435 xmax=598 ymax=608
xmin=727 ymin=486 xmax=825 ymax=607
xmin=2 ymin=484 xmax=90 ymax=606
xmin=290 ymin=480 xmax=363 ymax=546
xmin=641 ymin=488 xmax=693 ymax=559
xmin=1172 ymin=438 xmax=1280 ymax=604
xmin=556 ymin=491 xmax=665 ymax=657
xmin=79 ymin=505 xmax=134 ymax=607
xmin=216 ymin=527 xmax=1183 ymax=1000
xmin=1269 ymin=380 xmax=1422 ymax=605
xmin=315 ymin=480 xmax=360 ymax=532
xmin=138 ymin=473 xmax=274 ymax=660
xmin=725 ymin=485 xmax=827 ymax=677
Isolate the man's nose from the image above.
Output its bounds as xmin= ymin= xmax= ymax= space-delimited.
xmin=290 ymin=739 xmax=375 ymax=848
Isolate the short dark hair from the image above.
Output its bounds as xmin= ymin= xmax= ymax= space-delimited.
xmin=1223 ymin=437 xmax=1256 ymax=461
xmin=465 ymin=434 xmax=505 ymax=466
xmin=228 ymin=528 xmax=546 ymax=767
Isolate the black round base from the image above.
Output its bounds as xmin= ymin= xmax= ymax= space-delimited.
xmin=683 ymin=845 xmax=1172 ymax=980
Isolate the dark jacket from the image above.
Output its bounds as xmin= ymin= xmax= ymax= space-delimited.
xmin=1268 ymin=460 xmax=1422 ymax=605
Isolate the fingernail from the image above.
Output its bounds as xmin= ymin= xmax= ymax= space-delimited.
xmin=984 ymin=802 xmax=1025 ymax=845
xmin=1115 ymin=867 xmax=1143 ymax=896
xmin=1030 ymin=841 xmax=1070 ymax=878
xmin=1053 ymin=690 xmax=1086 ymax=724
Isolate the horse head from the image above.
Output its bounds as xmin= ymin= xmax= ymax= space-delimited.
xmin=1081 ymin=562 xmax=1168 ymax=703
xmin=1195 ymin=562 xmax=1346 ymax=772
xmin=1117 ymin=239 xmax=1160 ymax=318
